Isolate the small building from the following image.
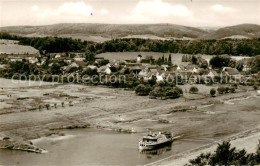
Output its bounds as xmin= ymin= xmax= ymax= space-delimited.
xmin=87 ymin=65 xmax=98 ymax=70
xmin=222 ymin=67 xmax=240 ymax=76
xmin=137 ymin=54 xmax=142 ymax=63
xmin=7 ymin=57 xmax=23 ymax=62
xmin=74 ymin=55 xmax=85 ymax=61
xmin=207 ymin=70 xmax=219 ymax=78
xmin=98 ymin=66 xmax=112 ymax=75
xmin=29 ymin=57 xmax=38 ymax=64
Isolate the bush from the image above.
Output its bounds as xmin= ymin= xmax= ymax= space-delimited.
xmin=135 ymin=84 xmax=152 ymax=96
xmin=217 ymin=87 xmax=225 ymax=94
xmin=224 ymin=87 xmax=230 ymax=93
xmin=253 ymin=84 xmax=258 ymax=90
xmin=232 ymin=83 xmax=238 ymax=89
xmin=230 ymin=87 xmax=236 ymax=93
xmin=175 ymin=86 xmax=183 ymax=95
xmin=189 ymin=86 xmax=199 ymax=94
xmin=210 ymin=88 xmax=216 ymax=97
xmin=166 ymin=89 xmax=180 ymax=99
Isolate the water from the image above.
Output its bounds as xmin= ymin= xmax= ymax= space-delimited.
xmin=1 ymin=95 xmax=259 ymax=166
xmin=0 ymin=129 xmax=205 ymax=166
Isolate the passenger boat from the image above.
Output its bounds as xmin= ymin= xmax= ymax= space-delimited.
xmin=138 ymin=131 xmax=174 ymax=150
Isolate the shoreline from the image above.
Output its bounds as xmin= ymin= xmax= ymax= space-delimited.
xmin=0 ymin=78 xmax=259 ymax=159
xmin=145 ymin=126 xmax=260 ymax=166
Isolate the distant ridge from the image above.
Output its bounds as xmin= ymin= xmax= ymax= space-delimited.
xmin=200 ymin=24 xmax=260 ymax=39
xmin=0 ymin=23 xmax=259 ymax=42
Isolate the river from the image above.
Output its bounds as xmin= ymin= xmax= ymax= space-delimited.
xmin=0 ymin=128 xmax=208 ymax=166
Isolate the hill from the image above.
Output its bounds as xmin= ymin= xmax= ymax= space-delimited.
xmin=201 ymin=24 xmax=260 ymax=39
xmin=0 ymin=23 xmax=259 ymax=42
xmin=0 ymin=23 xmax=207 ymax=42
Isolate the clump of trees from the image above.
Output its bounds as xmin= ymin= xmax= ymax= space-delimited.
xmin=210 ymin=55 xmax=236 ymax=69
xmin=148 ymin=86 xmax=183 ymax=99
xmin=189 ymin=86 xmax=199 ymax=94
xmin=210 ymin=88 xmax=216 ymax=97
xmin=188 ymin=141 xmax=260 ymax=166
xmin=135 ymin=84 xmax=152 ymax=96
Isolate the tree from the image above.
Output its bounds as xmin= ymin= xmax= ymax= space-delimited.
xmin=189 ymin=86 xmax=199 ymax=94
xmin=166 ymin=89 xmax=180 ymax=99
xmin=230 ymin=87 xmax=236 ymax=93
xmin=135 ymin=84 xmax=152 ymax=96
xmin=217 ymin=87 xmax=225 ymax=94
xmin=168 ymin=54 xmax=172 ymax=62
xmin=45 ymin=104 xmax=50 ymax=110
xmin=51 ymin=63 xmax=62 ymax=75
xmin=210 ymin=88 xmax=216 ymax=97
xmin=210 ymin=55 xmax=231 ymax=69
xmin=189 ymin=141 xmax=260 ymax=165
xmin=192 ymin=55 xmax=198 ymax=64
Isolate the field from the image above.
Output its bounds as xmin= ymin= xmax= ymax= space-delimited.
xmin=96 ymin=52 xmax=250 ymax=63
xmin=0 ymin=39 xmax=39 ymax=54
xmin=0 ymin=78 xmax=259 ymax=139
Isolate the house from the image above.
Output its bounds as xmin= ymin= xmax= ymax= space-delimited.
xmin=87 ymin=65 xmax=98 ymax=70
xmin=70 ymin=62 xmax=79 ymax=68
xmin=161 ymin=65 xmax=169 ymax=71
xmin=242 ymin=64 xmax=251 ymax=72
xmin=156 ymin=70 xmax=166 ymax=82
xmin=74 ymin=55 xmax=85 ymax=61
xmin=55 ymin=54 xmax=61 ymax=59
xmin=222 ymin=67 xmax=240 ymax=76
xmin=7 ymin=57 xmax=23 ymax=62
xmin=176 ymin=65 xmax=185 ymax=71
xmin=186 ymin=64 xmax=199 ymax=73
xmin=207 ymin=70 xmax=219 ymax=78
xmin=137 ymin=54 xmax=142 ymax=63
xmin=129 ymin=66 xmax=142 ymax=74
xmin=29 ymin=57 xmax=38 ymax=64
xmin=98 ymin=66 xmax=112 ymax=75
xmin=75 ymin=61 xmax=86 ymax=68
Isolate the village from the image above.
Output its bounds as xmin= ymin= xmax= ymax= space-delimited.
xmin=0 ymin=48 xmax=258 ymax=99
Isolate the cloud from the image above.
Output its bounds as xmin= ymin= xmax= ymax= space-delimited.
xmin=211 ymin=4 xmax=236 ymax=13
xmin=100 ymin=9 xmax=109 ymax=15
xmin=31 ymin=5 xmax=39 ymax=12
xmin=133 ymin=0 xmax=192 ymax=17
xmin=34 ymin=1 xmax=94 ymax=21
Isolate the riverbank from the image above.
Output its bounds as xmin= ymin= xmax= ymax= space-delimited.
xmin=0 ymin=78 xmax=259 ymax=163
xmin=146 ymin=127 xmax=260 ymax=166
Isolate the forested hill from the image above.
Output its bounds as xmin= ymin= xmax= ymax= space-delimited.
xmin=0 ymin=33 xmax=259 ymax=56
xmin=0 ymin=23 xmax=207 ymax=40
xmin=1 ymin=23 xmax=260 ymax=42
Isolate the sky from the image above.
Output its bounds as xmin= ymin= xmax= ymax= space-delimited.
xmin=0 ymin=0 xmax=259 ymax=27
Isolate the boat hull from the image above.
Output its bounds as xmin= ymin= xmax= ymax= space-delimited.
xmin=139 ymin=138 xmax=173 ymax=150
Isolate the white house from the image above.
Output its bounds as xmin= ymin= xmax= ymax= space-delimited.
xmin=7 ymin=57 xmax=23 ymax=62
xmin=29 ymin=57 xmax=38 ymax=64
xmin=55 ymin=54 xmax=61 ymax=58
xmin=87 ymin=65 xmax=98 ymax=70
xmin=137 ymin=54 xmax=142 ymax=63
xmin=242 ymin=64 xmax=251 ymax=72
xmin=98 ymin=66 xmax=112 ymax=75
xmin=74 ymin=55 xmax=85 ymax=61
xmin=105 ymin=67 xmax=112 ymax=75
xmin=70 ymin=62 xmax=79 ymax=68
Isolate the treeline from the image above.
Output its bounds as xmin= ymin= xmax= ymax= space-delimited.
xmin=0 ymin=33 xmax=89 ymax=53
xmin=98 ymin=38 xmax=260 ymax=56
xmin=1 ymin=32 xmax=260 ymax=56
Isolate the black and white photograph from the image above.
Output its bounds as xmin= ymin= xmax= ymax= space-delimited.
xmin=0 ymin=0 xmax=260 ymax=165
